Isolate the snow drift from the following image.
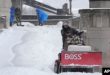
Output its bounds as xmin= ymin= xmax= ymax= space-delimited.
xmin=12 ymin=22 xmax=63 ymax=70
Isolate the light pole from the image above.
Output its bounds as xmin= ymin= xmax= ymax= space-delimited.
xmin=69 ymin=0 xmax=72 ymax=15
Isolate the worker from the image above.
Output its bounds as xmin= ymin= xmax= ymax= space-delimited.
xmin=10 ymin=6 xmax=15 ymax=26
xmin=36 ymin=7 xmax=48 ymax=26
xmin=15 ymin=8 xmax=21 ymax=26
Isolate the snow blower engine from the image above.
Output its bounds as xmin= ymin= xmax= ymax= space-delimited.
xmin=54 ymin=25 xmax=102 ymax=73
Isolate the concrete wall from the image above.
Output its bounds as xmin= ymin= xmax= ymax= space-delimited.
xmin=71 ymin=17 xmax=80 ymax=29
xmin=79 ymin=9 xmax=110 ymax=67
xmin=0 ymin=0 xmax=12 ymax=28
xmin=90 ymin=1 xmax=110 ymax=8
xmin=86 ymin=28 xmax=110 ymax=67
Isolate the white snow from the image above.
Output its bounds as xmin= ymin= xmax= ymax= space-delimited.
xmin=68 ymin=45 xmax=92 ymax=51
xmin=0 ymin=67 xmax=101 ymax=75
xmin=0 ymin=22 xmax=101 ymax=75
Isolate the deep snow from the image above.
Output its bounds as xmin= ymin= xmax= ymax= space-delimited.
xmin=0 ymin=22 xmax=101 ymax=75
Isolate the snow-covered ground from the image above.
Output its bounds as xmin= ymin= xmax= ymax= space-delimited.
xmin=0 ymin=22 xmax=101 ymax=75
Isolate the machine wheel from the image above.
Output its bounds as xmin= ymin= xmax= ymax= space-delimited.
xmin=54 ymin=60 xmax=61 ymax=74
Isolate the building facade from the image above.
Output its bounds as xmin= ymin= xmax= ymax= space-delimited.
xmin=90 ymin=0 xmax=110 ymax=8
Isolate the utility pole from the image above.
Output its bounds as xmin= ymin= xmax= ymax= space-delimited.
xmin=69 ymin=0 xmax=72 ymax=15
xmin=68 ymin=0 xmax=73 ymax=27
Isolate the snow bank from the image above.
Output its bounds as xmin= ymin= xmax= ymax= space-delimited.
xmin=0 ymin=28 xmax=26 ymax=68
xmin=13 ymin=22 xmax=35 ymax=27
xmin=0 ymin=67 xmax=55 ymax=75
xmin=12 ymin=22 xmax=63 ymax=71
xmin=0 ymin=67 xmax=101 ymax=75
xmin=21 ymin=22 xmax=35 ymax=27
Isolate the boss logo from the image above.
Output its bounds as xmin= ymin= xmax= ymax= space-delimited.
xmin=65 ymin=54 xmax=82 ymax=60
